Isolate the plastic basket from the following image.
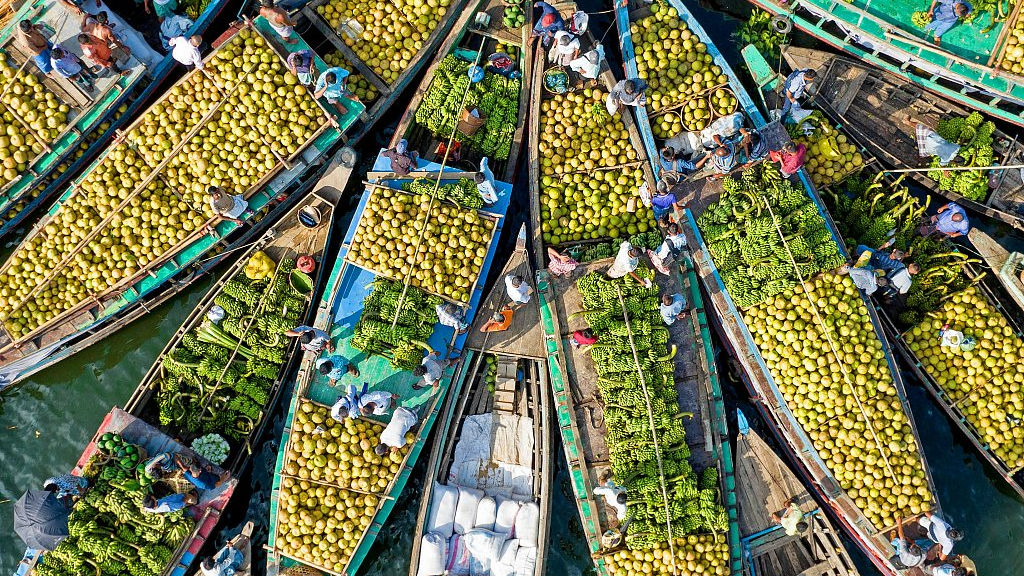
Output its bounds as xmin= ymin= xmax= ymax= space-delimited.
xmin=543 ymin=68 xmax=570 ymax=94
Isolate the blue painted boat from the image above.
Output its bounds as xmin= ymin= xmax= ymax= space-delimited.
xmin=0 ymin=0 xmax=230 ymax=241
xmin=266 ymin=150 xmax=510 ymax=576
xmin=615 ymin=2 xmax=945 ymax=574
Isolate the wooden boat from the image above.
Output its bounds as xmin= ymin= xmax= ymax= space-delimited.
xmin=408 ymin=225 xmax=552 ymax=576
xmin=265 ymin=150 xmax=511 ymax=576
xmin=968 ymin=227 xmax=1024 ymax=311
xmin=772 ymin=46 xmax=1024 ymax=231
xmin=300 ymin=0 xmax=472 ymax=144
xmin=735 ymin=409 xmax=860 ymax=576
xmin=121 ymin=149 xmax=355 ymax=471
xmin=13 ymin=407 xmax=239 ymax=576
xmin=0 ymin=0 xmax=231 ymax=240
xmin=382 ymin=0 xmax=532 ymax=184
xmin=743 ymin=0 xmax=1024 ymax=128
xmin=0 ymin=18 xmax=362 ymax=390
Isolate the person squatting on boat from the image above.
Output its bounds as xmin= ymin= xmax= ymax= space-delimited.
xmin=374 ymin=406 xmax=420 ymax=454
xmin=200 ymin=530 xmax=249 ymax=576
xmin=780 ymin=68 xmax=815 ymax=121
xmin=436 ymin=302 xmax=471 ymax=334
xmin=606 ymin=78 xmax=648 ymax=116
xmin=412 ymin=348 xmax=461 ymax=391
xmin=770 ymin=498 xmax=808 ymax=535
xmin=316 ymin=353 xmax=360 ymax=386
xmin=922 ymin=0 xmax=972 ymax=45
xmin=920 ymin=202 xmax=970 ymax=238
xmin=532 ymin=1 xmax=564 ymax=46
xmin=659 ymin=292 xmax=689 ymax=326
xmin=768 ymin=141 xmax=807 ymax=178
xmin=480 ymin=306 xmax=514 ymax=332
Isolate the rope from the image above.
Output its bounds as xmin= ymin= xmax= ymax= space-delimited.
xmin=613 ymin=284 xmax=678 ymax=575
xmin=390 ymin=42 xmax=488 ymax=328
xmin=761 ymin=197 xmax=900 ymax=487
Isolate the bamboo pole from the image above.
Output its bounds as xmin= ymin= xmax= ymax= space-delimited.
xmin=881 ymin=163 xmax=1024 ymax=174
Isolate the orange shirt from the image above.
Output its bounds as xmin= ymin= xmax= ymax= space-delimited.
xmin=480 ymin=309 xmax=513 ymax=332
xmin=81 ymin=35 xmax=112 ymax=66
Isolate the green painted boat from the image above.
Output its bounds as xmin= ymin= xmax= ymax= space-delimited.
xmin=0 ymin=17 xmax=363 ymax=390
xmin=0 ymin=0 xmax=232 ymax=240
xmin=745 ymin=0 xmax=1024 ymax=128
xmin=265 ymin=151 xmax=511 ymax=576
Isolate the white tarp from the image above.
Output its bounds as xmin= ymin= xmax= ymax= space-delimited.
xmin=449 ymin=413 xmax=535 ymax=499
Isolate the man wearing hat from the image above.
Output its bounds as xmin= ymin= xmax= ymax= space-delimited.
xmin=532 ymin=1 xmax=564 ymax=46
xmin=383 ymin=139 xmax=419 ymax=176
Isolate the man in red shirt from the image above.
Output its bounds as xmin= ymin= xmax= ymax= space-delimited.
xmin=769 ymin=141 xmax=808 ymax=177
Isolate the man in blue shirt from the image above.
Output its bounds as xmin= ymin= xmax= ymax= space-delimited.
xmin=532 ymin=2 xmax=564 ymax=46
xmin=659 ymin=293 xmax=688 ymax=326
xmin=709 ymin=143 xmax=737 ymax=179
xmin=313 ymin=67 xmax=352 ymax=115
xmin=924 ymin=0 xmax=972 ymax=45
xmin=780 ymin=68 xmax=816 ymax=120
xmin=657 ymin=146 xmax=708 ymax=180
xmin=921 ymin=202 xmax=970 ymax=238
xmin=50 ymin=47 xmax=95 ymax=92
xmin=316 ymin=354 xmax=359 ymax=386
xmin=142 ymin=491 xmax=197 ymax=514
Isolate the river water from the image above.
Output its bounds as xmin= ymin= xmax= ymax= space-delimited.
xmin=1 ymin=2 xmax=1023 ymax=576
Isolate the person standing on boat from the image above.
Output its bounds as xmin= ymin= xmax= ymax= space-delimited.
xmin=780 ymin=68 xmax=816 ymax=121
xmin=374 ymin=406 xmax=420 ymax=454
xmin=207 ymin=186 xmax=253 ymax=224
xmin=200 ymin=532 xmax=247 ymax=576
xmin=605 ymin=78 xmax=647 ymax=116
xmin=920 ymin=202 xmax=970 ymax=238
xmin=50 ymin=47 xmax=96 ymax=92
xmin=532 ymin=1 xmax=564 ymax=47
xmin=659 ymin=293 xmax=689 ymax=326
xmin=330 ymin=382 xmax=368 ymax=421
xmin=650 ymin=179 xmax=685 ymax=222
xmin=505 ymin=274 xmax=533 ymax=310
xmin=569 ymin=45 xmax=603 ymax=85
xmin=769 ymin=141 xmax=808 ymax=177
xmin=79 ymin=33 xmax=129 ymax=76
xmin=412 ymin=348 xmax=459 ymax=391
xmin=382 ymin=139 xmax=419 ymax=177
xmin=771 ymin=498 xmax=809 ymax=535
xmin=889 ymin=519 xmax=927 ymax=569
xmin=475 ymin=157 xmax=499 ymax=205
xmin=82 ymin=11 xmax=129 ymax=55
xmin=169 ymin=34 xmax=204 ymax=70
xmin=881 ymin=262 xmax=920 ymax=297
xmin=316 ymin=354 xmax=359 ymax=386
xmin=260 ymin=0 xmax=298 ymax=44
xmin=359 ymin=390 xmax=399 ymax=416
xmin=436 ymin=302 xmax=470 ymax=334
xmin=607 ymin=241 xmax=652 ymax=287
xmin=286 ymin=324 xmax=334 ymax=354
xmin=739 ymin=128 xmax=770 ymax=165
xmin=286 ymin=49 xmax=317 ymax=85
xmin=546 ymin=247 xmax=579 ymax=277
xmin=313 ymin=66 xmax=354 ymax=115
xmin=919 ymin=510 xmax=964 ymax=561
xmin=60 ymin=0 xmax=161 ymax=66
xmin=923 ymin=0 xmax=972 ymax=46
xmin=709 ymin=142 xmax=738 ymax=179
xmin=653 ymin=223 xmax=687 ymax=262
xmin=17 ymin=20 xmax=53 ymax=75
xmin=548 ymin=31 xmax=580 ymax=67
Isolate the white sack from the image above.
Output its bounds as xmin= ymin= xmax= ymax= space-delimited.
xmin=513 ymin=502 xmax=540 ymax=548
xmin=475 ymin=496 xmax=497 ymax=530
xmin=427 ymin=482 xmax=460 ymax=538
xmin=416 ymin=532 xmax=448 ymax=576
xmin=493 ymin=497 xmax=521 ymax=536
xmin=454 ymin=486 xmax=485 ymax=535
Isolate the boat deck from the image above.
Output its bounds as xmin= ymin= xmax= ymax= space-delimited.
xmin=464 ymin=244 xmax=545 ymax=360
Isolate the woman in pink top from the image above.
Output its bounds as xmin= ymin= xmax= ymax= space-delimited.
xmin=769 ymin=142 xmax=807 ymax=177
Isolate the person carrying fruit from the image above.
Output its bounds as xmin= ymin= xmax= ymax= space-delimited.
xmin=286 ymin=48 xmax=316 ymax=85
xmin=919 ymin=509 xmax=964 ymax=561
xmin=889 ymin=518 xmax=927 ymax=569
xmin=569 ymin=46 xmax=603 ymax=85
xmin=375 ymin=406 xmax=421 ymax=455
xmin=780 ymin=68 xmax=815 ymax=121
xmin=546 ymin=247 xmax=578 ymax=277
xmin=412 ymin=348 xmax=460 ymax=391
xmin=923 ymin=0 xmax=972 ymax=45
xmin=259 ymin=0 xmax=298 ymax=44
xmin=532 ymin=1 xmax=564 ymax=46
xmin=330 ymin=382 xmax=368 ymax=421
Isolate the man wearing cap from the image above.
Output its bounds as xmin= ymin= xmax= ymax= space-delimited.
xmin=315 ymin=354 xmax=359 ymax=386
xmin=382 ymin=139 xmax=419 ymax=176
xmin=532 ymin=1 xmax=564 ymax=46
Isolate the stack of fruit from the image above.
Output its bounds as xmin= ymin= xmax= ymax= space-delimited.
xmin=0 ymin=57 xmax=70 ymax=187
xmin=568 ymin=231 xmax=662 ymax=263
xmin=35 ymin=435 xmax=196 ymax=576
xmin=314 ymin=0 xmax=455 ymax=84
xmin=742 ymin=274 xmax=934 ymax=529
xmin=324 ymin=51 xmax=380 ymax=103
xmin=630 ymin=1 xmax=734 ymax=136
xmin=155 ymin=254 xmax=309 ymax=444
xmin=823 ymin=171 xmax=973 ymax=326
xmin=905 ymin=286 xmax=1024 ymax=469
xmin=604 ymin=534 xmax=730 ymax=576
xmin=414 ymin=54 xmax=521 ymax=159
xmin=927 ymin=111 xmax=996 ymax=202
xmin=0 ymin=27 xmax=326 ymax=340
xmin=349 ymin=185 xmax=496 ymax=303
xmin=696 ymin=164 xmax=845 ymax=308
xmin=575 ymin=268 xmax=729 ymax=549
xmin=276 ymin=400 xmax=410 ymax=573
xmin=788 ymin=112 xmax=864 ymax=187
xmin=180 ymin=0 xmax=213 ymax=18
xmin=402 ymin=177 xmax=483 ymax=209
xmin=502 ymin=2 xmax=525 ymax=28
xmin=538 ymin=88 xmax=654 ymax=244
xmin=999 ymin=15 xmax=1024 ymax=74
xmin=351 ymin=278 xmax=440 ymax=370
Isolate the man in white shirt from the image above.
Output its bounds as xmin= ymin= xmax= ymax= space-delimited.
xmin=374 ymin=406 xmax=419 ymax=454
xmin=884 ymin=263 xmax=920 ymax=296
xmin=169 ymin=34 xmax=203 ymax=69
xmin=412 ymin=349 xmax=457 ymax=391
xmin=330 ymin=382 xmax=368 ymax=422
xmin=358 ymin=390 xmax=399 ymax=417
xmin=475 ymin=157 xmax=498 ymax=205
xmin=919 ymin=510 xmax=963 ymax=561
xmin=592 ymin=472 xmax=627 ymax=521
xmin=505 ymin=274 xmax=533 ymax=309
xmin=659 ymin=293 xmax=688 ymax=326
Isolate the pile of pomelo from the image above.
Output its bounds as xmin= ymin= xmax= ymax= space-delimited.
xmin=630 ymin=1 xmax=734 ymax=137
xmin=349 ymin=185 xmax=495 ymax=303
xmin=0 ymin=57 xmax=70 ymax=187
xmin=604 ymin=534 xmax=729 ymax=576
xmin=999 ymin=17 xmax=1024 ymax=74
xmin=538 ymin=88 xmax=655 ymax=246
xmin=0 ymin=28 xmax=326 ymax=339
xmin=314 ymin=0 xmax=454 ymax=84
xmin=791 ymin=117 xmax=863 ymax=187
xmin=744 ymin=272 xmax=933 ymax=529
xmin=324 ymin=51 xmax=380 ymax=102
xmin=276 ymin=400 xmax=409 ymax=573
xmin=905 ymin=286 xmax=1024 ymax=469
